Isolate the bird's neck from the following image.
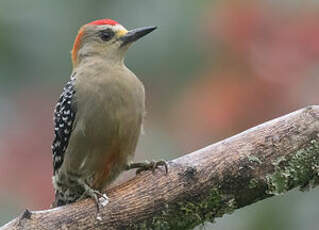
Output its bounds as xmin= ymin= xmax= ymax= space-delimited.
xmin=73 ymin=44 xmax=125 ymax=68
xmin=73 ymin=56 xmax=126 ymax=74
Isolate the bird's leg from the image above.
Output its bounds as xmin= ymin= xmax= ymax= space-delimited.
xmin=126 ymin=160 xmax=168 ymax=175
xmin=77 ymin=179 xmax=109 ymax=220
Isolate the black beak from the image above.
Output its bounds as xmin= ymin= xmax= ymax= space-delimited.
xmin=120 ymin=26 xmax=157 ymax=47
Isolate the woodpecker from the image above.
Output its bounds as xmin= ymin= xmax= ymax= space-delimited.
xmin=51 ymin=19 xmax=167 ymax=210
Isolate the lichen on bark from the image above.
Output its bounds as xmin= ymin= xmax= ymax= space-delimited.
xmin=132 ymin=187 xmax=237 ymax=230
xmin=266 ymin=139 xmax=319 ymax=195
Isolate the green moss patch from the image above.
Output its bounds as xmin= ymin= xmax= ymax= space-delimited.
xmin=266 ymin=139 xmax=319 ymax=195
xmin=131 ymin=188 xmax=237 ymax=230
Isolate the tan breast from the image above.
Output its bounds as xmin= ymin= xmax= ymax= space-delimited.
xmin=62 ymin=59 xmax=145 ymax=188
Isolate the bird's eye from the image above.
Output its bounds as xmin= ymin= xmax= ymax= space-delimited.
xmin=99 ymin=29 xmax=114 ymax=41
xmin=99 ymin=29 xmax=115 ymax=42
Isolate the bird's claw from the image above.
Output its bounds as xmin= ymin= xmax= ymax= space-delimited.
xmin=99 ymin=193 xmax=109 ymax=207
xmin=127 ymin=160 xmax=168 ymax=175
xmin=77 ymin=179 xmax=109 ymax=220
xmin=92 ymin=191 xmax=109 ymax=220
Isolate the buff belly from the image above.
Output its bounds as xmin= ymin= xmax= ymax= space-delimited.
xmin=59 ymin=81 xmax=143 ymax=192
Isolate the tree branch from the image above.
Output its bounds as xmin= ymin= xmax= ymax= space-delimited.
xmin=2 ymin=106 xmax=319 ymax=230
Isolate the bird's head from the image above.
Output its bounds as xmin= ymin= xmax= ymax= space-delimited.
xmin=71 ymin=19 xmax=156 ymax=67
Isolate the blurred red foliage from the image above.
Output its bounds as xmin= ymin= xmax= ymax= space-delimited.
xmin=171 ymin=1 xmax=319 ymax=150
xmin=206 ymin=1 xmax=319 ymax=83
xmin=0 ymin=88 xmax=55 ymax=210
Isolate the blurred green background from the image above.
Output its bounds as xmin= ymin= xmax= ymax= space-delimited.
xmin=0 ymin=0 xmax=319 ymax=229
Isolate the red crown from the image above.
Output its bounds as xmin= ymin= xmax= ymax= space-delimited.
xmin=87 ymin=19 xmax=119 ymax=26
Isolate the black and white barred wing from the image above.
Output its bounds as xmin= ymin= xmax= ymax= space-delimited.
xmin=52 ymin=74 xmax=77 ymax=174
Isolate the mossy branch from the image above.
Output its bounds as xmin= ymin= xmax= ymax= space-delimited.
xmin=2 ymin=105 xmax=319 ymax=230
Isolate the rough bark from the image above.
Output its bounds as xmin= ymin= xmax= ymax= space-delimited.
xmin=1 ymin=105 xmax=319 ymax=230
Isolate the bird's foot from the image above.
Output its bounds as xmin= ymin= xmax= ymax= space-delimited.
xmin=126 ymin=160 xmax=168 ymax=175
xmin=77 ymin=179 xmax=109 ymax=220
